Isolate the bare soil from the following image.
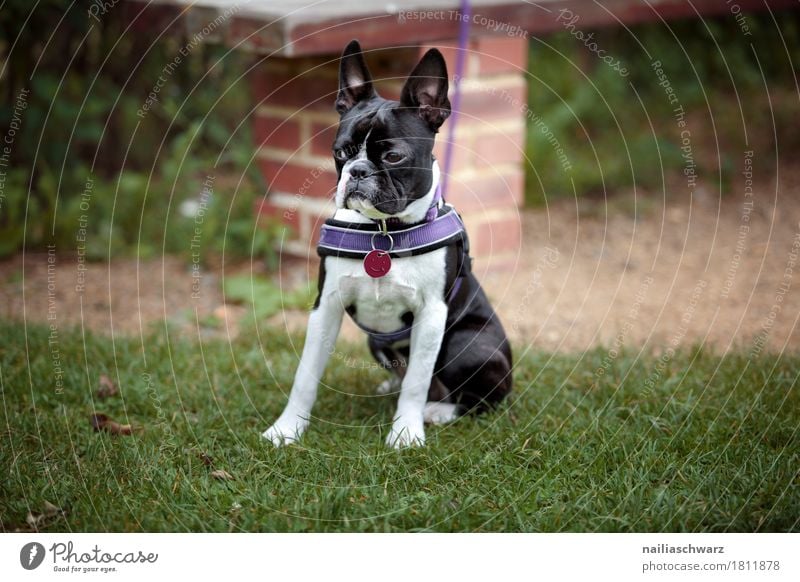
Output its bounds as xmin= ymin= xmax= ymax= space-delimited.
xmin=3 ymin=168 xmax=799 ymax=355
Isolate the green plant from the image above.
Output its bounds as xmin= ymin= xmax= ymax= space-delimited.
xmin=224 ymin=274 xmax=316 ymax=319
xmin=526 ymin=12 xmax=800 ymax=205
xmin=0 ymin=0 xmax=275 ymax=264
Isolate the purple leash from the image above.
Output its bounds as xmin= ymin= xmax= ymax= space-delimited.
xmin=441 ymin=0 xmax=471 ymax=200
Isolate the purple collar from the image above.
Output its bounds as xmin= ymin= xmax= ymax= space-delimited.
xmin=317 ymin=203 xmax=465 ymax=259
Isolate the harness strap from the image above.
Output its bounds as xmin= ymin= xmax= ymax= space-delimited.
xmin=348 ymin=233 xmax=470 ymax=350
xmin=317 ymin=205 xmax=472 ymax=351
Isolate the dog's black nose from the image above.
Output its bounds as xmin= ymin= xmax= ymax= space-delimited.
xmin=349 ymin=162 xmax=370 ymax=180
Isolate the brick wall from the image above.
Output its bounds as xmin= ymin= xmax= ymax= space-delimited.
xmin=253 ymin=37 xmax=527 ymax=266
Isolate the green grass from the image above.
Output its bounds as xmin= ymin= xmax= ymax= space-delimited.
xmin=1 ymin=321 xmax=798 ymax=532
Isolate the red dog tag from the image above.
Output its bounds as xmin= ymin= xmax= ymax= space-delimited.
xmin=364 ymin=250 xmax=391 ymax=278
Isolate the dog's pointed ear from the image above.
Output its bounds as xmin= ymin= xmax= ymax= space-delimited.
xmin=400 ymin=48 xmax=451 ymax=131
xmin=336 ymin=40 xmax=376 ymax=114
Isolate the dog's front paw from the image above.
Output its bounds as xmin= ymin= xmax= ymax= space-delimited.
xmin=386 ymin=418 xmax=425 ymax=449
xmin=262 ymin=416 xmax=308 ymax=447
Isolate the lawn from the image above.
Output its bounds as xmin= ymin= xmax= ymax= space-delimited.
xmin=1 ymin=321 xmax=798 ymax=532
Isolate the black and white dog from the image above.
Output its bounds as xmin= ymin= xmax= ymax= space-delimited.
xmin=263 ymin=40 xmax=512 ymax=448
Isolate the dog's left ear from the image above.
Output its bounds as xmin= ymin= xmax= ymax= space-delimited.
xmin=400 ymin=49 xmax=451 ymax=131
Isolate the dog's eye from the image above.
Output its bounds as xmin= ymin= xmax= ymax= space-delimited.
xmin=334 ymin=148 xmax=349 ymax=162
xmin=383 ymin=152 xmax=404 ymax=164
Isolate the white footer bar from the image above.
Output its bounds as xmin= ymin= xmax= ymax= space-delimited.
xmin=2 ymin=533 xmax=797 ymax=581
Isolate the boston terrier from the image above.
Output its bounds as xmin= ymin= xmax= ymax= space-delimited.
xmin=263 ymin=40 xmax=512 ymax=448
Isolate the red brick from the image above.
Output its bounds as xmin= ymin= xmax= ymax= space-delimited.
xmin=377 ymin=83 xmax=403 ymax=102
xmin=251 ymin=67 xmax=338 ymax=111
xmin=258 ymin=159 xmax=337 ymax=199
xmin=307 ymin=210 xmax=328 ymax=249
xmin=474 ymin=37 xmax=528 ymax=75
xmin=419 ymin=43 xmax=463 ymax=76
xmin=310 ymin=121 xmax=338 ymax=157
xmin=473 ymin=125 xmax=526 ymax=168
xmin=458 ymin=83 xmax=527 ymax=121
xmin=445 ymin=168 xmax=524 ymax=210
xmin=366 ymin=47 xmax=421 ymax=80
xmin=419 ymin=38 xmax=526 ymax=81
xmin=433 ymin=136 xmax=474 ymax=176
xmin=254 ymin=114 xmax=301 ymax=151
xmin=418 ymin=41 xmax=481 ymax=80
xmin=474 ymin=214 xmax=522 ymax=257
xmin=250 ymin=38 xmax=529 ymax=262
xmin=251 ymin=48 xmax=419 ymax=114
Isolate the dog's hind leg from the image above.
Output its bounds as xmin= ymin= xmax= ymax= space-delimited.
xmin=369 ymin=343 xmax=407 ymax=394
xmin=423 ymin=401 xmax=460 ymax=425
xmin=371 ymin=340 xmax=460 ymax=426
xmin=376 ymin=376 xmax=401 ymax=395
xmin=371 ymin=346 xmax=451 ymax=408
xmin=435 ymin=326 xmax=512 ymax=415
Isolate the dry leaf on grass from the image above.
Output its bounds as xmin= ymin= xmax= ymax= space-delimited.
xmin=199 ymin=452 xmax=214 ymax=466
xmin=24 ymin=500 xmax=64 ymax=531
xmin=96 ymin=374 xmax=118 ymax=399
xmin=210 ymin=469 xmax=234 ymax=481
xmin=90 ymin=413 xmax=139 ymax=435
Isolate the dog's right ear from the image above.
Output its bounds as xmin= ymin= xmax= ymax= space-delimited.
xmin=336 ymin=40 xmax=376 ymax=114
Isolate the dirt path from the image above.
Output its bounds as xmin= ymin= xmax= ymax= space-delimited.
xmin=3 ymin=169 xmax=799 ymax=354
xmin=481 ymin=177 xmax=800 ymax=354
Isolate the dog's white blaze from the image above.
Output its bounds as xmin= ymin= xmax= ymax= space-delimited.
xmin=335 ymin=129 xmax=371 ymax=209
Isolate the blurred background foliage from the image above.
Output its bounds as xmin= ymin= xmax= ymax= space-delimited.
xmin=0 ymin=0 xmax=273 ymax=263
xmin=1 ymin=3 xmax=799 ymax=258
xmin=527 ymin=12 xmax=800 ymax=205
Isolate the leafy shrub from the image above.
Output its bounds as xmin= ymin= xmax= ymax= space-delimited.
xmin=0 ymin=0 xmax=276 ymax=264
xmin=526 ymin=12 xmax=800 ymax=204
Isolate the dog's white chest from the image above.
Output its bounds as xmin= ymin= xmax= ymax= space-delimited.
xmin=324 ymin=249 xmax=447 ymax=334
